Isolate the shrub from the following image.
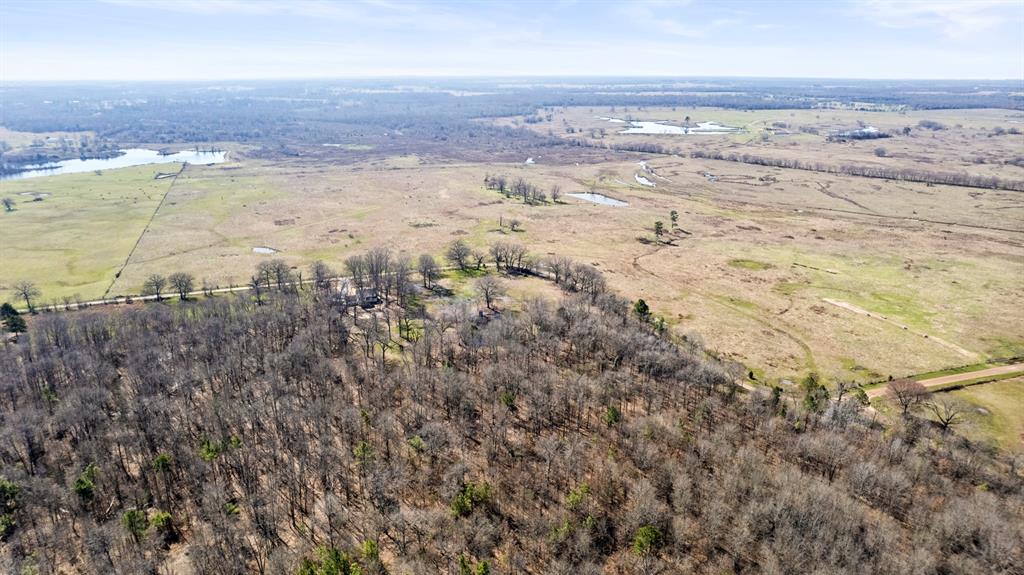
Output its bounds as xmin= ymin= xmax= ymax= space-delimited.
xmin=450 ymin=482 xmax=491 ymax=517
xmin=632 ymin=525 xmax=664 ymax=555
xmin=73 ymin=463 xmax=98 ymax=500
xmin=604 ymin=406 xmax=622 ymax=427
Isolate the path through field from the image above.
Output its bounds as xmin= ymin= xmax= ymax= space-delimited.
xmin=822 ymin=298 xmax=979 ymax=360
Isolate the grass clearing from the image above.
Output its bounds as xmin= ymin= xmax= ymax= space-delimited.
xmin=728 ymin=258 xmax=772 ymax=270
xmin=944 ymin=377 xmax=1024 ymax=452
xmin=0 ymin=164 xmax=178 ymax=301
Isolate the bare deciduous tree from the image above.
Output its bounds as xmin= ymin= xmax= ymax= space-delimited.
xmin=926 ymin=397 xmax=966 ymax=431
xmin=475 ymin=276 xmax=506 ymax=310
xmin=886 ymin=379 xmax=929 ymax=416
xmin=168 ymin=272 xmax=195 ymax=301
xmin=310 ymin=260 xmax=334 ymax=293
xmin=142 ymin=274 xmax=167 ymax=301
xmin=12 ymin=280 xmax=41 ymax=312
xmin=418 ymin=254 xmax=439 ymax=288
xmin=446 ymin=240 xmax=471 ymax=271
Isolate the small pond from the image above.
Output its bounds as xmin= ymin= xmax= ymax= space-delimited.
xmin=602 ymin=117 xmax=742 ymax=135
xmin=634 ymin=174 xmax=655 ymax=187
xmin=568 ymin=192 xmax=628 ymax=207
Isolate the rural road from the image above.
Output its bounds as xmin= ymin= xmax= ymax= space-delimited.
xmin=822 ymin=298 xmax=979 ymax=360
xmin=866 ymin=363 xmax=1024 ymax=399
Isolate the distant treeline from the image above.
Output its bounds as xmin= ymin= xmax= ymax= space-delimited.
xmin=690 ymin=150 xmax=1024 ymax=192
xmin=1 ymin=79 xmax=1020 ymax=154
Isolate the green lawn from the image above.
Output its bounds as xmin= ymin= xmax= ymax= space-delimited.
xmin=0 ymin=165 xmax=178 ymax=302
xmin=728 ymin=258 xmax=772 ymax=271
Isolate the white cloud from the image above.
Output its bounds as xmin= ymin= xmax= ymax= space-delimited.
xmin=855 ymin=0 xmax=1019 ymax=38
xmin=99 ymin=0 xmax=487 ymax=32
xmin=618 ymin=1 xmax=704 ymax=38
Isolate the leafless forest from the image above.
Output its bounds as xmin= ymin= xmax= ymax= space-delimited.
xmin=1 ymin=247 xmax=1021 ymax=574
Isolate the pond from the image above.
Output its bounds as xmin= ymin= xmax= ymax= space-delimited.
xmin=252 ymin=247 xmax=278 ymax=254
xmin=603 ymin=117 xmax=742 ymax=135
xmin=634 ymin=174 xmax=656 ymax=187
xmin=567 ymin=192 xmax=628 ymax=207
xmin=1 ymin=148 xmax=228 ymax=181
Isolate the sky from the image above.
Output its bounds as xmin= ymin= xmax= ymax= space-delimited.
xmin=1 ymin=0 xmax=1022 ymax=81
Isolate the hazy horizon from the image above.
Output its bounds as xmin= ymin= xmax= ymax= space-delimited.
xmin=2 ymin=0 xmax=1022 ymax=82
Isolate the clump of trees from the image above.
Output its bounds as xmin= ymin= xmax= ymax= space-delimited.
xmin=446 ymin=239 xmax=486 ymax=272
xmin=543 ymin=255 xmax=607 ymax=296
xmin=483 ymin=175 xmax=550 ymax=204
xmin=344 ymin=248 xmax=413 ymax=306
xmin=0 ymin=303 xmax=26 ymax=334
xmin=489 ymin=241 xmax=530 ymax=273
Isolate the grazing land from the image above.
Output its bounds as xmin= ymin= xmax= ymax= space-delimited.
xmin=3 ymin=106 xmax=1022 ymax=389
xmin=945 ymin=377 xmax=1024 ymax=451
xmin=0 ymin=164 xmax=181 ymax=300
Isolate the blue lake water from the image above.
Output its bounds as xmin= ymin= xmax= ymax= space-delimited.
xmin=1 ymin=148 xmax=227 ymax=181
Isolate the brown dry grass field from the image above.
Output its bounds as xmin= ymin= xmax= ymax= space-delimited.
xmin=2 ymin=108 xmax=1023 ymax=392
xmin=497 ymin=106 xmax=1024 ymax=182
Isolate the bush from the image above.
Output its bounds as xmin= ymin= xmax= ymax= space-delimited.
xmin=632 ymin=525 xmax=664 ymax=555
xmin=73 ymin=463 xmax=98 ymax=500
xmin=450 ymin=482 xmax=492 ymax=517
xmin=604 ymin=406 xmax=621 ymax=427
xmin=917 ymin=120 xmax=946 ymax=131
xmin=0 ymin=477 xmax=18 ymax=539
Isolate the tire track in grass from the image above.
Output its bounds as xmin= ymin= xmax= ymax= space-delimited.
xmin=101 ymin=164 xmax=185 ymax=298
xmin=822 ymin=298 xmax=979 ymax=360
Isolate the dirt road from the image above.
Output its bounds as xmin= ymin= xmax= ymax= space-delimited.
xmin=866 ymin=363 xmax=1024 ymax=399
xmin=822 ymin=298 xmax=979 ymax=360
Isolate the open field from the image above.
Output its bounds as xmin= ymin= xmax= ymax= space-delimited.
xmin=2 ymin=107 xmax=1023 ymax=390
xmin=500 ymin=106 xmax=1024 ymax=185
xmin=0 ymin=164 xmax=180 ymax=301
xmin=943 ymin=377 xmax=1024 ymax=452
xmin=0 ymin=126 xmax=97 ymax=149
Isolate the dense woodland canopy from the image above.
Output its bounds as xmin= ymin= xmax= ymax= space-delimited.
xmin=0 ymin=250 xmax=1022 ymax=574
